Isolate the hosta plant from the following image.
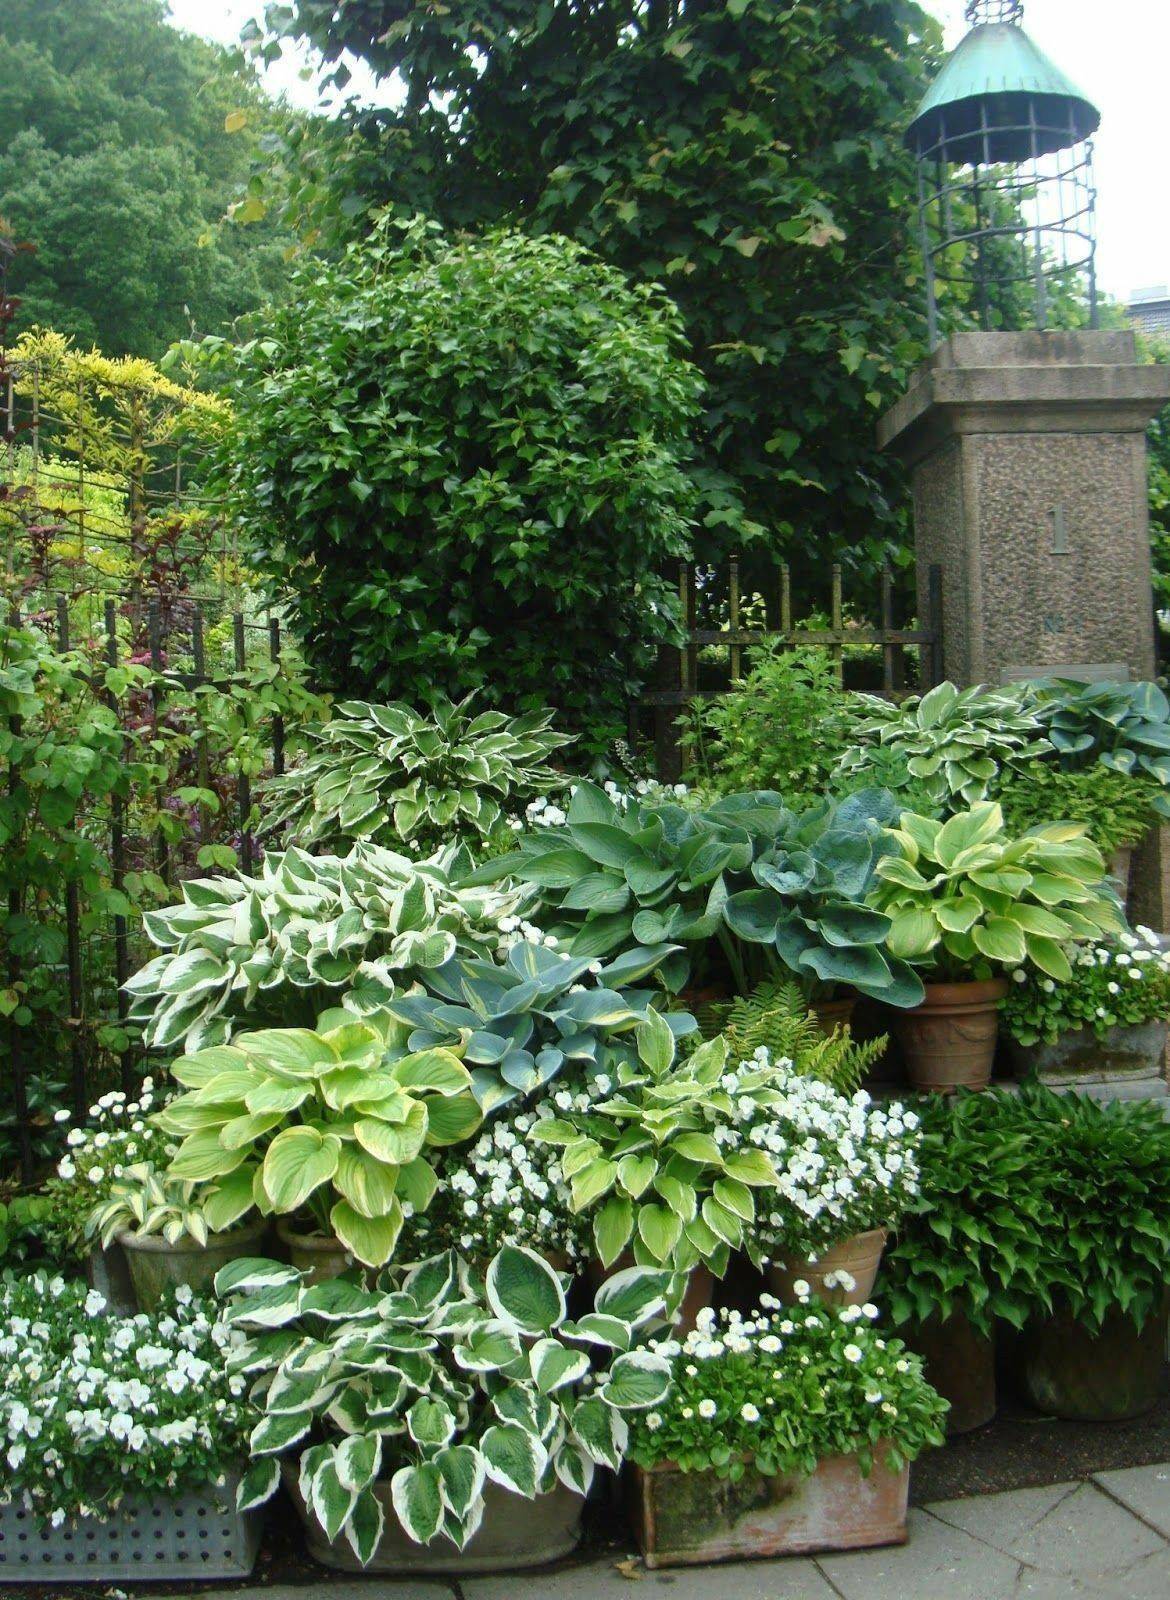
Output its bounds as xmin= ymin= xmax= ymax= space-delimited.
xmin=382 ymin=940 xmax=693 ymax=1114
xmin=260 ymin=695 xmax=571 ymax=856
xmin=124 ymin=844 xmax=525 ymax=1052
xmin=41 ymin=1082 xmax=168 ymax=1261
xmin=220 ymin=1247 xmax=675 ymax=1563
xmin=155 ymin=1021 xmax=481 ymax=1266
xmin=1031 ymin=678 xmax=1170 ymax=815
xmin=532 ymin=1012 xmax=786 ymax=1274
xmin=870 ymin=802 xmax=1123 ymax=982
xmin=834 ymin=681 xmax=1049 ymax=814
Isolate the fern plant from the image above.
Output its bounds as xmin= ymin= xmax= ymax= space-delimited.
xmin=706 ymin=980 xmax=885 ymax=1093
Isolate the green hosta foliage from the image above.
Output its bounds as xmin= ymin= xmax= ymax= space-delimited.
xmin=871 ymin=803 xmax=1122 ymax=983
xmin=1000 ymin=928 xmax=1170 ymax=1048
xmin=687 ymin=645 xmax=860 ymax=808
xmin=997 ymin=763 xmax=1160 ymax=856
xmin=248 ymin=0 xmax=941 ymax=576
xmin=211 ymin=220 xmax=703 ymax=751
xmin=708 ymin=980 xmax=885 ymax=1095
xmin=881 ymin=1091 xmax=1054 ymax=1338
xmin=834 ymin=681 xmax=1049 ymax=815
xmin=1030 ymin=679 xmax=1170 ymax=817
xmin=89 ymin=1164 xmax=224 ymax=1252
xmin=156 ymin=1021 xmax=480 ymax=1266
xmin=885 ymin=1087 xmax=1170 ymax=1336
xmin=261 ymin=696 xmax=570 ymax=856
xmin=628 ymin=1300 xmax=947 ymax=1481
xmin=533 ymin=1015 xmax=782 ymax=1274
xmin=219 ymin=1247 xmax=674 ymax=1563
xmin=383 ymin=941 xmax=691 ymax=1115
xmin=124 ymin=844 xmax=525 ymax=1052
xmin=480 ymin=781 xmax=922 ymax=1005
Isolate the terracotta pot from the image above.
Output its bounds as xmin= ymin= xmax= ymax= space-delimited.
xmin=1007 ymin=1020 xmax=1167 ymax=1085
xmin=810 ymin=994 xmax=857 ymax=1034
xmin=630 ymin=1443 xmax=908 ymax=1569
xmin=117 ymin=1218 xmax=269 ymax=1312
xmin=85 ymin=1241 xmax=137 ymax=1316
xmin=1012 ymin=1304 xmax=1167 ymax=1422
xmin=285 ymin=1464 xmax=583 ymax=1573
xmin=680 ymin=984 xmax=732 ymax=1041
xmin=764 ymin=1229 xmax=887 ymax=1308
xmin=588 ymin=1257 xmax=715 ymax=1334
xmin=903 ymin=1311 xmax=996 ymax=1435
xmin=277 ymin=1221 xmax=354 ymax=1285
xmin=892 ymin=980 xmax=1008 ymax=1092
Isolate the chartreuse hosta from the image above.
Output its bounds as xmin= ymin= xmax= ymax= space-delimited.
xmin=870 ymin=802 xmax=1124 ymax=981
xmin=156 ymin=1022 xmax=481 ymax=1266
xmin=220 ymin=1246 xmax=674 ymax=1565
xmin=532 ymin=1011 xmax=784 ymax=1274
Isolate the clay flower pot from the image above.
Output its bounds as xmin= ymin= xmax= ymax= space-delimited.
xmin=903 ymin=1311 xmax=996 ymax=1435
xmin=117 ymin=1218 xmax=269 ymax=1312
xmin=893 ymin=979 xmax=1008 ymax=1092
xmin=765 ymin=1228 xmax=887 ymax=1308
xmin=1011 ymin=1304 xmax=1167 ymax=1421
xmin=630 ymin=1444 xmax=909 ymax=1569
xmin=276 ymin=1221 xmax=354 ymax=1285
xmin=810 ymin=993 xmax=857 ymax=1034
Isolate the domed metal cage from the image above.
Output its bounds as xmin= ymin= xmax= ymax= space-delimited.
xmin=908 ymin=2 xmax=1100 ymax=345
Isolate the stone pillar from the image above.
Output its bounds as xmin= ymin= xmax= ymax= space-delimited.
xmin=877 ymin=330 xmax=1170 ymax=686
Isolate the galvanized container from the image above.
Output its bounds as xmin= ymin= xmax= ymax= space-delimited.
xmin=0 ymin=1475 xmax=260 ymax=1583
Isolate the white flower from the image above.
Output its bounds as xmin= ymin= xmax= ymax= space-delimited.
xmin=645 ymin=1412 xmax=662 ymax=1432
xmin=697 ymin=1399 xmax=717 ymax=1419
xmin=792 ymin=1278 xmax=810 ymax=1299
xmin=740 ymin=1403 xmax=760 ymax=1423
xmin=843 ymin=1344 xmax=863 ymax=1364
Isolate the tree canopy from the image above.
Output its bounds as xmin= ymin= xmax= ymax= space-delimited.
xmin=250 ymin=0 xmax=943 ymax=577
xmin=0 ymin=0 xmax=291 ymax=357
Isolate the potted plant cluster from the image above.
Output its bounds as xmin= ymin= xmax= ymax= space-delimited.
xmin=218 ymin=1247 xmax=674 ymax=1572
xmin=626 ymin=1298 xmax=947 ymax=1567
xmin=0 ymin=1274 xmax=259 ymax=1580
xmin=1000 ymin=925 xmax=1170 ymax=1083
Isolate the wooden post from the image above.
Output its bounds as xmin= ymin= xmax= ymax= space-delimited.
xmin=104 ymin=600 xmax=133 ymax=1096
xmin=234 ymin=613 xmax=254 ymax=870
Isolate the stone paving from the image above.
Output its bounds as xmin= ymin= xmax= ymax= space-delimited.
xmin=188 ymin=1461 xmax=1170 ymax=1600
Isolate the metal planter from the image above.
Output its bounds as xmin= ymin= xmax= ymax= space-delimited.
xmin=0 ymin=1475 xmax=260 ymax=1583
xmin=631 ymin=1446 xmax=909 ymax=1569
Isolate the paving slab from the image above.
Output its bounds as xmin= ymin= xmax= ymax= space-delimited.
xmin=1093 ymin=1462 xmax=1170 ymax=1538
xmin=463 ymin=1555 xmax=839 ymax=1599
xmin=989 ymin=1479 xmax=1165 ymax=1578
xmin=922 ymin=1479 xmax=1079 ymax=1550
xmin=196 ymin=1586 xmax=455 ymax=1600
xmin=817 ymin=1506 xmax=1023 ymax=1600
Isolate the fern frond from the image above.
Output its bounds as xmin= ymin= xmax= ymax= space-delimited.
xmin=707 ymin=980 xmax=885 ymax=1093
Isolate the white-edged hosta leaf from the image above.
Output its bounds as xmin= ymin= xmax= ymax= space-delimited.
xmin=390 ymin=1462 xmax=444 ymax=1546
xmin=214 ymin=1255 xmax=301 ymax=1298
xmin=407 ymin=1396 xmax=456 ymax=1448
xmin=329 ymin=1197 xmax=404 ymax=1268
xmin=344 ymin=1486 xmax=385 ymax=1567
xmin=335 ymin=1433 xmax=382 ymax=1494
xmin=334 ymin=1143 xmax=400 ymax=1219
xmin=434 ymin=1444 xmax=485 ymax=1520
xmin=480 ymin=1423 xmax=546 ymax=1498
xmin=598 ymin=1349 xmax=672 ymax=1410
xmin=560 ymin=1313 xmax=632 ymax=1352
xmin=312 ymin=1458 xmax=357 ymax=1543
xmin=250 ymin=1409 xmax=312 ymax=1456
xmin=452 ymin=1321 xmax=525 ymax=1373
xmin=553 ymin=1443 xmax=595 ymax=1498
xmin=593 ymin=1265 xmax=672 ymax=1327
xmin=485 ymin=1246 xmax=565 ymax=1336
xmin=261 ymin=1127 xmax=341 ymax=1212
xmin=529 ymin=1338 xmax=591 ymax=1394
xmin=236 ymin=1456 xmax=281 ymax=1513
xmin=568 ymin=1395 xmax=627 ymax=1471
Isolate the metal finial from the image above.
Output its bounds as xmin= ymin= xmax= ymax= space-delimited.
xmin=965 ymin=0 xmax=1024 ymax=22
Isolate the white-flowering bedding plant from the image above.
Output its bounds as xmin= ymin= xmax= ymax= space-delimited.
xmin=399 ymin=1102 xmax=591 ymax=1265
xmin=1000 ymin=926 xmax=1170 ymax=1047
xmin=734 ymin=1057 xmax=922 ymax=1266
xmin=627 ymin=1298 xmax=947 ymax=1481
xmin=0 ymin=1275 xmax=251 ymax=1527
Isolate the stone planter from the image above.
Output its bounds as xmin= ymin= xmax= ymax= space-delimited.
xmin=1012 ymin=1305 xmax=1167 ymax=1422
xmin=630 ymin=1445 xmax=908 ymax=1569
xmin=892 ymin=979 xmax=1008 ymax=1092
xmin=85 ymin=1241 xmax=137 ymax=1316
xmin=284 ymin=1465 xmax=582 ymax=1574
xmin=765 ymin=1229 xmax=887 ymax=1308
xmin=1007 ymin=1020 xmax=1167 ymax=1085
xmin=903 ymin=1311 xmax=996 ymax=1435
xmin=0 ymin=1473 xmax=259 ymax=1582
xmin=276 ymin=1221 xmax=354 ymax=1285
xmin=588 ymin=1258 xmax=714 ymax=1334
xmin=117 ymin=1219 xmax=269 ymax=1311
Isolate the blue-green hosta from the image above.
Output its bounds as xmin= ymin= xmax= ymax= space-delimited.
xmin=870 ymin=802 xmax=1124 ymax=982
xmin=220 ymin=1247 xmax=674 ymax=1564
xmin=1031 ymin=677 xmax=1170 ymax=817
xmin=260 ymin=694 xmax=571 ymax=855
xmin=155 ymin=1021 xmax=481 ymax=1266
xmin=381 ymin=940 xmax=694 ymax=1114
xmin=124 ymin=844 xmax=526 ymax=1052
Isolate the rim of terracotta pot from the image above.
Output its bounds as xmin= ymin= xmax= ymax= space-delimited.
xmin=115 ymin=1216 xmax=268 ymax=1255
xmin=917 ymin=978 xmax=1010 ymax=1007
xmin=771 ymin=1226 xmax=888 ymax=1270
xmin=276 ymin=1219 xmax=349 ymax=1254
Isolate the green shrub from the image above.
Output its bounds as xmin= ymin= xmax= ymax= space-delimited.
xmin=1000 ymin=926 xmax=1170 ymax=1047
xmin=213 ymin=218 xmax=703 ymax=753
xmin=997 ymin=762 xmax=1159 ymax=855
xmin=687 ymin=645 xmax=857 ymax=806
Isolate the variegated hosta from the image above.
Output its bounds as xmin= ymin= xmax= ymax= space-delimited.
xmin=259 ymin=695 xmax=571 ymax=855
xmin=123 ymin=843 xmax=527 ymax=1053
xmin=220 ymin=1246 xmax=674 ymax=1565
xmin=154 ymin=1021 xmax=481 ymax=1266
xmin=533 ymin=1012 xmax=785 ymax=1274
xmin=834 ymin=681 xmax=1050 ymax=814
xmin=870 ymin=802 xmax=1124 ymax=982
xmin=384 ymin=940 xmax=695 ymax=1113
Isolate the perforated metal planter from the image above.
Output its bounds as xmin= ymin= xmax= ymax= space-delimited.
xmin=0 ymin=1475 xmax=260 ymax=1583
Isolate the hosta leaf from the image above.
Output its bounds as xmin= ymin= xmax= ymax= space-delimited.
xmin=569 ymin=1395 xmax=627 ymax=1470
xmin=330 ymin=1198 xmax=404 ymax=1268
xmin=485 ymin=1246 xmax=566 ymax=1335
xmin=335 ymin=1433 xmax=382 ymax=1494
xmin=345 ymin=1487 xmax=385 ymax=1567
xmin=262 ymin=1127 xmax=342 ymax=1212
xmin=390 ymin=1463 xmax=444 ymax=1545
xmin=636 ymin=1202 xmax=681 ymax=1263
xmin=250 ymin=1409 xmax=311 ymax=1456
xmin=593 ymin=1195 xmax=634 ymax=1267
xmin=598 ymin=1349 xmax=672 ymax=1409
xmin=530 ymin=1338 xmax=592 ymax=1393
xmin=334 ymin=1144 xmax=400 ymax=1220
xmin=480 ymin=1423 xmax=546 ymax=1497
xmin=236 ymin=1457 xmax=281 ymax=1513
xmin=169 ymin=1129 xmax=248 ymax=1183
xmin=435 ymin=1445 xmax=486 ymax=1520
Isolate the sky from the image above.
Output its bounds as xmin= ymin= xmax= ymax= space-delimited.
xmin=166 ymin=0 xmax=1170 ymax=300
